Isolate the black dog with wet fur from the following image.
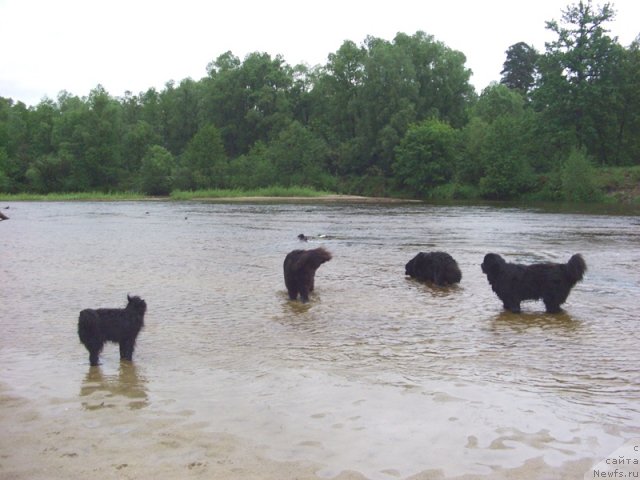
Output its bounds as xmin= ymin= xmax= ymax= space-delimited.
xmin=481 ymin=253 xmax=586 ymax=313
xmin=405 ymin=251 xmax=462 ymax=286
xmin=78 ymin=294 xmax=147 ymax=366
xmin=284 ymin=247 xmax=332 ymax=302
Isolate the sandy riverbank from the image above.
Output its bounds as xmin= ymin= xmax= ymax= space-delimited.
xmin=0 ymin=384 xmax=595 ymax=480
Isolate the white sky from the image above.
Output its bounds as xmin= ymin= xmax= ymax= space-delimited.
xmin=1 ymin=0 xmax=639 ymax=106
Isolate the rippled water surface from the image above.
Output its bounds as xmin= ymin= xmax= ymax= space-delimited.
xmin=1 ymin=201 xmax=639 ymax=479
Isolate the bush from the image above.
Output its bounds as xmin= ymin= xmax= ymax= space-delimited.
xmin=561 ymin=147 xmax=602 ymax=202
xmin=139 ymin=145 xmax=175 ymax=196
xmin=429 ymin=183 xmax=480 ymax=200
xmin=479 ymin=154 xmax=535 ymax=199
xmin=393 ymin=119 xmax=457 ymax=196
xmin=477 ymin=116 xmax=535 ymax=199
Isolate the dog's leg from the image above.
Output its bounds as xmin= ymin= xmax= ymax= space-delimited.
xmin=543 ymin=292 xmax=565 ymax=313
xmin=83 ymin=339 xmax=103 ymax=366
xmin=544 ymin=301 xmax=563 ymax=314
xmin=298 ymin=271 xmax=314 ymax=302
xmin=88 ymin=345 xmax=102 ymax=366
xmin=504 ymin=302 xmax=521 ymax=313
xmin=119 ymin=340 xmax=135 ymax=362
xmin=299 ymin=285 xmax=310 ymax=303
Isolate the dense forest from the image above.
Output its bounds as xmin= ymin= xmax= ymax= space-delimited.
xmin=1 ymin=1 xmax=639 ymax=201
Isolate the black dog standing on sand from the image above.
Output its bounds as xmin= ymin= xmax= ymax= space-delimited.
xmin=284 ymin=247 xmax=332 ymax=302
xmin=78 ymin=295 xmax=147 ymax=366
xmin=481 ymin=253 xmax=586 ymax=313
xmin=405 ymin=251 xmax=462 ymax=286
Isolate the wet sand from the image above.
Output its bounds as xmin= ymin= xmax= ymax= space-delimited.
xmin=0 ymin=384 xmax=330 ymax=480
xmin=0 ymin=382 xmax=596 ymax=480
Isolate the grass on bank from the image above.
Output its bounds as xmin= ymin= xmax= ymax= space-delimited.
xmin=0 ymin=187 xmax=336 ymax=202
xmin=0 ymin=191 xmax=148 ymax=201
xmin=596 ymin=165 xmax=640 ymax=204
xmin=0 ymin=167 xmax=638 ymax=204
xmin=169 ymin=186 xmax=336 ymax=200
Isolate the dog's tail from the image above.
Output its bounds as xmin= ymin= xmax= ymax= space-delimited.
xmin=567 ymin=254 xmax=587 ymax=284
xmin=78 ymin=310 xmax=99 ymax=346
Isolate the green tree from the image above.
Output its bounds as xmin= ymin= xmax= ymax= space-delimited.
xmin=398 ymin=31 xmax=473 ymax=128
xmin=478 ymin=115 xmax=535 ymax=199
xmin=201 ymin=52 xmax=295 ymax=157
xmin=310 ymin=40 xmax=368 ymax=175
xmin=28 ymin=99 xmax=58 ymax=159
xmin=311 ymin=31 xmax=473 ymax=184
xmin=0 ymin=147 xmax=10 ymax=191
xmin=1 ymin=99 xmax=31 ymax=190
xmin=393 ymin=119 xmax=457 ymax=196
xmin=535 ymin=0 xmax=623 ymax=165
xmin=227 ymin=141 xmax=277 ymax=189
xmin=458 ymin=117 xmax=489 ymax=184
xmin=160 ymin=79 xmax=201 ymax=156
xmin=177 ymin=124 xmax=227 ymax=190
xmin=612 ymin=37 xmax=640 ymax=165
xmin=500 ymin=42 xmax=539 ymax=97
xmin=25 ymin=153 xmax=72 ymax=193
xmin=138 ymin=88 xmax=163 ymax=138
xmin=473 ymin=83 xmax=525 ymax=123
xmin=560 ymin=146 xmax=601 ymax=201
xmin=121 ymin=120 xmax=161 ymax=186
xmin=139 ymin=145 xmax=175 ymax=195
xmin=50 ymin=92 xmax=88 ymax=190
xmin=266 ymin=121 xmax=332 ymax=189
xmin=52 ymin=86 xmax=124 ymax=191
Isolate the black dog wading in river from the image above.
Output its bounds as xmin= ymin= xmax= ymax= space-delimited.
xmin=481 ymin=253 xmax=587 ymax=313
xmin=78 ymin=295 xmax=147 ymax=366
xmin=405 ymin=251 xmax=462 ymax=286
xmin=283 ymin=247 xmax=332 ymax=302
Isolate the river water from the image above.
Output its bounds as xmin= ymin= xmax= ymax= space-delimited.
xmin=0 ymin=200 xmax=639 ymax=479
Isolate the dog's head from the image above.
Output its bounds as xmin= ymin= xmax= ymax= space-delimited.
xmin=481 ymin=253 xmax=506 ymax=277
xmin=126 ymin=295 xmax=147 ymax=315
xmin=405 ymin=257 xmax=416 ymax=276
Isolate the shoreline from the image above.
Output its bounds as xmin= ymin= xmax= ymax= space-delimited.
xmin=0 ymin=383 xmax=598 ymax=480
xmin=2 ymin=194 xmax=638 ymax=216
xmin=193 ymin=194 xmax=421 ymax=203
xmin=0 ymin=194 xmax=423 ymax=204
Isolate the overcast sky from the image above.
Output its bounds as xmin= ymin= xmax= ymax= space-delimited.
xmin=1 ymin=0 xmax=639 ymax=106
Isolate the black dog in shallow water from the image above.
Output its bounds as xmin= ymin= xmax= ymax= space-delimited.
xmin=78 ymin=295 xmax=147 ymax=366
xmin=284 ymin=247 xmax=332 ymax=302
xmin=405 ymin=251 xmax=462 ymax=286
xmin=481 ymin=253 xmax=586 ymax=313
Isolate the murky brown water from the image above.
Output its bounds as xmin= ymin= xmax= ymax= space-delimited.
xmin=1 ymin=201 xmax=639 ymax=479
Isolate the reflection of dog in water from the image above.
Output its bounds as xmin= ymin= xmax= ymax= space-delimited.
xmin=284 ymin=247 xmax=332 ymax=302
xmin=481 ymin=253 xmax=587 ymax=313
xmin=80 ymin=363 xmax=148 ymax=410
xmin=405 ymin=251 xmax=462 ymax=286
xmin=78 ymin=295 xmax=147 ymax=366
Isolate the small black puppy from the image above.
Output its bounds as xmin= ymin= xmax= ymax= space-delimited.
xmin=78 ymin=295 xmax=147 ymax=366
xmin=405 ymin=251 xmax=462 ymax=286
xmin=284 ymin=247 xmax=332 ymax=302
xmin=481 ymin=253 xmax=586 ymax=313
